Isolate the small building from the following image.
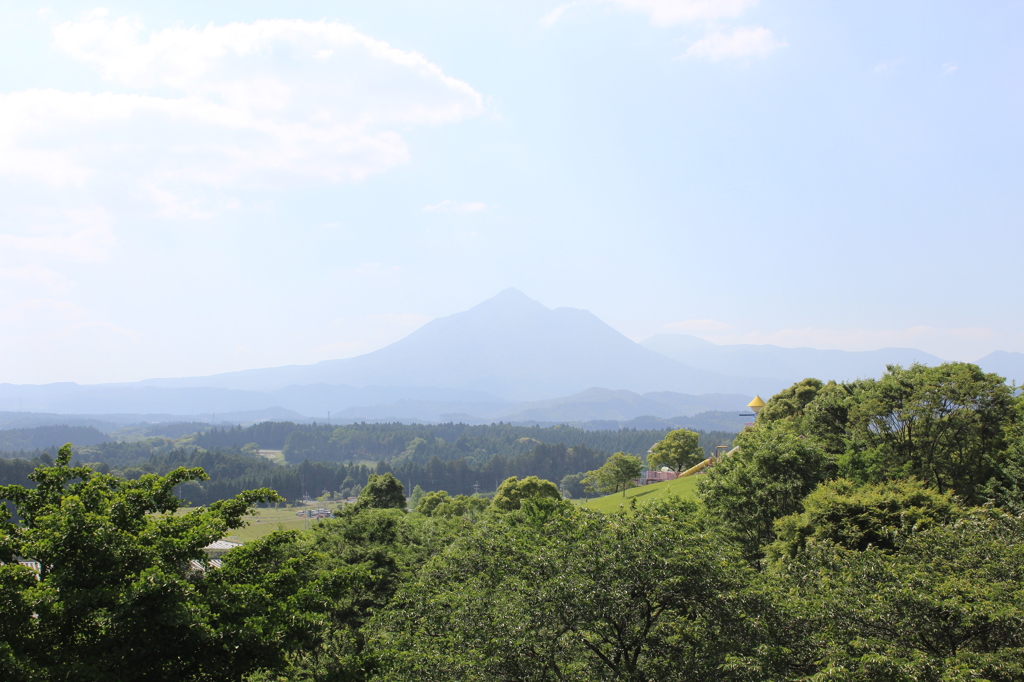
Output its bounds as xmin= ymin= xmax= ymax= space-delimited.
xmin=637 ymin=469 xmax=682 ymax=486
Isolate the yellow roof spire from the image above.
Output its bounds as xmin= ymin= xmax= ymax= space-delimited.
xmin=747 ymin=395 xmax=766 ymax=408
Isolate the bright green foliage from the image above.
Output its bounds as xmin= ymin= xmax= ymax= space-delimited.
xmin=491 ymin=475 xmax=561 ymax=511
xmin=414 ymin=490 xmax=490 ymax=519
xmin=840 ymin=363 xmax=1015 ymax=503
xmin=698 ymin=423 xmax=836 ymax=561
xmin=767 ymin=478 xmax=963 ymax=562
xmin=772 ymin=508 xmax=1024 ymax=680
xmin=0 ymin=444 xmax=280 ymax=681
xmin=408 ymin=484 xmax=426 ymax=511
xmin=356 ymin=473 xmax=407 ymax=510
xmin=371 ymin=499 xmax=757 ymax=681
xmin=582 ymin=474 xmax=700 ymax=514
xmin=582 ymin=452 xmax=644 ymax=497
xmin=647 ymin=428 xmax=703 ymax=472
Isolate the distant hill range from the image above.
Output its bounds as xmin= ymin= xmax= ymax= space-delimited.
xmin=1 ymin=288 xmax=1020 ymax=426
xmin=640 ymin=334 xmax=946 ymax=387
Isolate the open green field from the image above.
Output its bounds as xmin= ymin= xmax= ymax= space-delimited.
xmin=579 ymin=474 xmax=701 ymax=514
xmin=176 ymin=505 xmax=341 ymax=543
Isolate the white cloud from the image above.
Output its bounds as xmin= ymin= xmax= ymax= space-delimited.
xmin=543 ymin=0 xmax=756 ymax=28
xmin=0 ymin=14 xmax=485 ymax=196
xmin=422 ymin=200 xmax=487 ymax=213
xmin=680 ymin=26 xmax=785 ymax=61
xmin=942 ymin=63 xmax=958 ymax=76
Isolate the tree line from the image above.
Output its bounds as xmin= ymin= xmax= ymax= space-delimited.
xmin=195 ymin=420 xmax=735 ymax=466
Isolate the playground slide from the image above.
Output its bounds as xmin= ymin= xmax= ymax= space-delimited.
xmin=679 ymin=447 xmax=739 ymax=477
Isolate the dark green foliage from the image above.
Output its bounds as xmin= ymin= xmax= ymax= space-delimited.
xmin=842 ymin=363 xmax=1014 ymax=503
xmin=0 ymin=457 xmax=40 ymax=488
xmin=201 ymin=420 xmax=733 ymax=466
xmin=559 ymin=471 xmax=587 ymax=498
xmin=3 ymin=424 xmax=735 ymax=509
xmin=0 ymin=425 xmax=110 ymax=452
xmin=771 ymin=508 xmax=1024 ymax=680
xmin=194 ymin=422 xmax=302 ymax=450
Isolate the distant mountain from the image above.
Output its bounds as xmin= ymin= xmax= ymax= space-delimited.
xmin=640 ymin=334 xmax=945 ymax=388
xmin=6 ymin=289 xmax=1018 ymax=425
xmin=124 ymin=288 xmax=771 ymax=400
xmin=975 ymin=351 xmax=1024 ymax=383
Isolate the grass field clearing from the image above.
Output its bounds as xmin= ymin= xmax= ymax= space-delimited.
xmin=579 ymin=474 xmax=701 ymax=514
xmin=175 ymin=504 xmax=342 ymax=543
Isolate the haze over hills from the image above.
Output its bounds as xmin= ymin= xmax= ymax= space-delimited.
xmin=0 ymin=288 xmax=1018 ymax=426
xmin=641 ymin=334 xmax=947 ymax=389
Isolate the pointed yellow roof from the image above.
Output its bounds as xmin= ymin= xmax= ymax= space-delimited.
xmin=747 ymin=396 xmax=766 ymax=408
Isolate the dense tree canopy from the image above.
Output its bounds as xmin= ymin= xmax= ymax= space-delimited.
xmin=372 ymin=499 xmax=757 ymax=681
xmin=491 ymin=475 xmax=561 ymax=511
xmin=356 ymin=473 xmax=407 ymax=510
xmin=698 ymin=423 xmax=836 ymax=560
xmin=0 ymin=445 xmax=280 ymax=681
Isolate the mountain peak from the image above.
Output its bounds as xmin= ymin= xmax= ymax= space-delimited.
xmin=467 ymin=288 xmax=549 ymax=315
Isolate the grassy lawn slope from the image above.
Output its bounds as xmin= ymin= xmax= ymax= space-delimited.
xmin=579 ymin=474 xmax=701 ymax=514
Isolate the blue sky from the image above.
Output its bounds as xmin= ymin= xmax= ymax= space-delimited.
xmin=1 ymin=0 xmax=1022 ymax=384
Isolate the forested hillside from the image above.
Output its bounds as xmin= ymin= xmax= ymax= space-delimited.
xmin=0 ymin=425 xmax=110 ymax=452
xmin=1 ymin=422 xmax=735 ymax=504
xmin=195 ymin=420 xmax=734 ymax=464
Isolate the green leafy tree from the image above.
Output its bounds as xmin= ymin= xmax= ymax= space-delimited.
xmin=772 ymin=508 xmax=1024 ymax=679
xmin=698 ymin=423 xmax=836 ymax=561
xmin=415 ymin=491 xmax=490 ymax=519
xmin=491 ymin=475 xmax=561 ymax=511
xmin=841 ymin=363 xmax=1015 ymax=503
xmin=758 ymin=378 xmax=825 ymax=426
xmin=372 ymin=499 xmax=756 ymax=681
xmin=767 ymin=478 xmax=963 ymax=563
xmin=0 ymin=444 xmax=280 ymax=681
xmin=356 ymin=473 xmax=407 ymax=510
xmin=408 ymin=484 xmax=426 ymax=511
xmin=583 ymin=452 xmax=644 ymax=497
xmin=559 ymin=472 xmax=587 ymax=499
xmin=239 ymin=505 xmax=475 ymax=681
xmin=647 ymin=428 xmax=704 ymax=472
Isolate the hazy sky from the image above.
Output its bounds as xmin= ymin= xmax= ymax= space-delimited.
xmin=2 ymin=1 xmax=1022 ymax=384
